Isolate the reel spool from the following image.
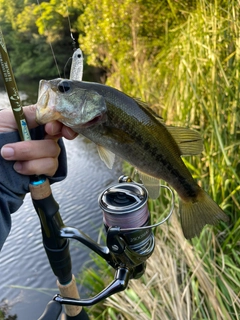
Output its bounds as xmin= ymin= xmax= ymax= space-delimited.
xmin=99 ymin=176 xmax=174 ymax=269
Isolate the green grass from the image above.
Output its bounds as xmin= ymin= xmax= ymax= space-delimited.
xmin=78 ymin=1 xmax=240 ymax=319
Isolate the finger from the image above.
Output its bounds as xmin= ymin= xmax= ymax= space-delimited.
xmin=61 ymin=126 xmax=78 ymax=140
xmin=1 ymin=140 xmax=60 ymax=161
xmin=45 ymin=121 xmax=62 ymax=136
xmin=13 ymin=158 xmax=59 ymax=177
xmin=0 ymin=105 xmax=39 ymax=132
xmin=22 ymin=105 xmax=41 ymax=129
xmin=44 ymin=121 xmax=63 ymax=141
xmin=44 ymin=121 xmax=78 ymax=140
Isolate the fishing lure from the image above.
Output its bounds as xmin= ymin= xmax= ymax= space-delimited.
xmin=70 ymin=48 xmax=84 ymax=81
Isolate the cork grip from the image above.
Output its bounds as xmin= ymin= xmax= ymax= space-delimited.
xmin=57 ymin=275 xmax=82 ymax=317
xmin=29 ymin=179 xmax=52 ymax=200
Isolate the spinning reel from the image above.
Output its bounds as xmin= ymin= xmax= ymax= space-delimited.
xmin=53 ymin=176 xmax=174 ymax=306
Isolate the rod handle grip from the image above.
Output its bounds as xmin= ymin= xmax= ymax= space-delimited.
xmin=29 ymin=178 xmax=52 ymax=200
xmin=57 ymin=274 xmax=82 ymax=317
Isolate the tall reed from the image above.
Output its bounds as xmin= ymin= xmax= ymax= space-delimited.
xmin=156 ymin=0 xmax=240 ymax=246
xmin=79 ymin=1 xmax=240 ymax=319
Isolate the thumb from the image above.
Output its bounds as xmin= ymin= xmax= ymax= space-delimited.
xmin=22 ymin=105 xmax=39 ymax=129
xmin=0 ymin=105 xmax=39 ymax=132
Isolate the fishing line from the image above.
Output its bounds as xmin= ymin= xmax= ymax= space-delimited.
xmin=64 ymin=57 xmax=72 ymax=79
xmin=62 ymin=0 xmax=80 ymax=79
xmin=100 ymin=182 xmax=175 ymax=232
xmin=64 ymin=0 xmax=77 ymax=51
xmin=36 ymin=0 xmax=61 ymax=78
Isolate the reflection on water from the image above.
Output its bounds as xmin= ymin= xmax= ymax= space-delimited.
xmin=0 ymin=91 xmax=122 ymax=319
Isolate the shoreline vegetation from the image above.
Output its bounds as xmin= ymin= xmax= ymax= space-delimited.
xmin=1 ymin=1 xmax=239 ymax=319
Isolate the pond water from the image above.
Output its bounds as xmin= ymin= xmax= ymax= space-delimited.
xmin=0 ymin=88 xmax=122 ymax=319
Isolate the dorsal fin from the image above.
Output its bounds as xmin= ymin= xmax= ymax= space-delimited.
xmin=133 ymin=98 xmax=163 ymax=121
xmin=166 ymin=126 xmax=203 ymax=155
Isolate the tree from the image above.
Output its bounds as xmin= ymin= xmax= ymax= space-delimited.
xmin=0 ymin=0 xmax=82 ymax=80
xmin=77 ymin=0 xmax=196 ymax=95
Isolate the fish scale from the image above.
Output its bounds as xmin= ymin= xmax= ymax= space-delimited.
xmin=103 ymin=99 xmax=197 ymax=199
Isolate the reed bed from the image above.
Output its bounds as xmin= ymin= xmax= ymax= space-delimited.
xmin=79 ymin=1 xmax=240 ymax=319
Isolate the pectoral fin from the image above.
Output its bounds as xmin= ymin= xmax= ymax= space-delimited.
xmin=97 ymin=145 xmax=115 ymax=169
xmin=166 ymin=126 xmax=203 ymax=155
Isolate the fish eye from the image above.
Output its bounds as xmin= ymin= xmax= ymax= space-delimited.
xmin=58 ymin=81 xmax=71 ymax=93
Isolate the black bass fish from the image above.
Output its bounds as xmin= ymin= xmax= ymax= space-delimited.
xmin=35 ymin=78 xmax=228 ymax=239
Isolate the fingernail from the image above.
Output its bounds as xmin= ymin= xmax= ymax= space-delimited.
xmin=1 ymin=146 xmax=15 ymax=159
xmin=13 ymin=162 xmax=22 ymax=172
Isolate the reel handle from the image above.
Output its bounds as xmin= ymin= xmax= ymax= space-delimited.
xmin=38 ymin=301 xmax=62 ymax=320
xmin=53 ymin=267 xmax=130 ymax=306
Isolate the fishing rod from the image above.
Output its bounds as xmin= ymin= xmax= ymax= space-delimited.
xmin=0 ymin=28 xmax=88 ymax=320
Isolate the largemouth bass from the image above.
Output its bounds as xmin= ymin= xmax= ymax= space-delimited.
xmin=35 ymin=78 xmax=229 ymax=239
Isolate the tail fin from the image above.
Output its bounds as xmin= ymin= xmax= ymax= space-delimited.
xmin=179 ymin=189 xmax=229 ymax=239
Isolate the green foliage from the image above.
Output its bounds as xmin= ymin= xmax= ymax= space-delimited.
xmin=33 ymin=0 xmax=82 ymax=41
xmin=0 ymin=0 xmax=82 ymax=80
xmin=78 ymin=0 xmax=197 ymax=94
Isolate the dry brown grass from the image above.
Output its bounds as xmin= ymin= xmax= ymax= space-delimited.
xmin=102 ymin=211 xmax=239 ymax=320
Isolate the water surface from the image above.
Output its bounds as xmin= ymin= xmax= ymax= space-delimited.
xmin=0 ymin=90 xmax=122 ymax=319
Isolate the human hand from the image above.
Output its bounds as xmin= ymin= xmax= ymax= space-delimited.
xmin=0 ymin=105 xmax=78 ymax=176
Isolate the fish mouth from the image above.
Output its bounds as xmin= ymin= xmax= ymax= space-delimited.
xmin=35 ymin=81 xmax=62 ymax=124
xmin=79 ymin=113 xmax=106 ymax=128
